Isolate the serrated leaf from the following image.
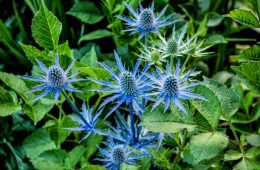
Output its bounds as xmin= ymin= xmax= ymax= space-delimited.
xmin=224 ymin=150 xmax=243 ymax=161
xmin=191 ymin=84 xmax=221 ymax=130
xmin=0 ymin=86 xmax=21 ymax=116
xmin=189 ymin=132 xmax=229 ymax=164
xmin=203 ymin=77 xmax=241 ymax=118
xmin=55 ymin=40 xmax=72 ymax=58
xmin=231 ymin=62 xmax=260 ymax=94
xmin=80 ymin=46 xmax=98 ymax=67
xmin=32 ymin=3 xmax=62 ymax=49
xmin=31 ymin=149 xmax=67 ymax=170
xmin=225 ymin=9 xmax=260 ymax=28
xmin=67 ymin=1 xmax=104 ymax=24
xmin=79 ymin=29 xmax=113 ymax=43
xmin=235 ymin=45 xmax=260 ymax=62
xmin=65 ymin=146 xmax=87 ymax=169
xmin=19 ymin=42 xmax=53 ymax=65
xmin=23 ymin=103 xmax=47 ymax=125
xmin=23 ymin=128 xmax=56 ymax=159
xmin=77 ymin=67 xmax=110 ymax=80
xmin=142 ymin=105 xmax=197 ymax=133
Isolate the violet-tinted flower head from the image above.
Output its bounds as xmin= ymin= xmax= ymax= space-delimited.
xmin=117 ymin=2 xmax=178 ymax=39
xmin=146 ymin=60 xmax=207 ymax=114
xmin=66 ymin=102 xmax=103 ymax=142
xmin=21 ymin=53 xmax=84 ymax=103
xmin=96 ymin=137 xmax=146 ymax=170
xmin=89 ymin=50 xmax=152 ymax=118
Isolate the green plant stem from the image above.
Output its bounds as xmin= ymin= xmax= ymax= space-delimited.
xmin=145 ymin=34 xmax=149 ymax=47
xmin=93 ymin=94 xmax=102 ymax=112
xmin=229 ymin=120 xmax=245 ymax=154
xmin=181 ymin=55 xmax=191 ymax=74
xmin=172 ymin=130 xmax=187 ymax=166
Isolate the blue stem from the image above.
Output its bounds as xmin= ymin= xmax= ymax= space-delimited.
xmin=129 ymin=101 xmax=136 ymax=144
xmin=138 ymin=133 xmax=160 ymax=148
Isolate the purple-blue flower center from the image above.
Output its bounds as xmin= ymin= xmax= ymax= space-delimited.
xmin=47 ymin=66 xmax=66 ymax=87
xmin=119 ymin=72 xmax=137 ymax=96
xmin=163 ymin=75 xmax=178 ymax=96
xmin=111 ymin=146 xmax=125 ymax=165
xmin=139 ymin=9 xmax=154 ymax=31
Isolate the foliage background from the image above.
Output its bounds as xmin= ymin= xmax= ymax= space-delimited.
xmin=0 ymin=0 xmax=259 ymax=169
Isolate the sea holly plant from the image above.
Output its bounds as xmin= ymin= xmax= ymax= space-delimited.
xmin=0 ymin=0 xmax=260 ymax=170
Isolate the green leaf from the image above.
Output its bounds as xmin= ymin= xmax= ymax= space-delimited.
xmin=207 ymin=12 xmax=223 ymax=27
xmin=232 ymin=62 xmax=260 ymax=94
xmin=32 ymin=3 xmax=62 ymax=50
xmin=31 ymin=149 xmax=67 ymax=170
xmin=191 ymin=84 xmax=221 ymax=130
xmin=235 ymin=45 xmax=260 ymax=62
xmin=205 ymin=34 xmax=227 ymax=45
xmin=245 ymin=147 xmax=260 ymax=158
xmin=23 ymin=128 xmax=56 ymax=159
xmin=65 ymin=146 xmax=87 ymax=169
xmin=225 ymin=9 xmax=260 ymax=28
xmin=77 ymin=67 xmax=110 ymax=80
xmin=202 ymin=77 xmax=241 ymax=118
xmin=80 ymin=165 xmax=106 ymax=170
xmin=23 ymin=103 xmax=47 ymax=125
xmin=67 ymin=1 xmax=104 ymax=24
xmin=224 ymin=150 xmax=243 ymax=161
xmin=231 ymin=106 xmax=260 ymax=124
xmin=85 ymin=134 xmax=104 ymax=161
xmin=0 ymin=72 xmax=30 ymax=102
xmin=19 ymin=42 xmax=53 ymax=65
xmin=246 ymin=134 xmax=260 ymax=147
xmin=189 ymin=132 xmax=229 ymax=164
xmin=80 ymin=46 xmax=98 ymax=67
xmin=0 ymin=86 xmax=21 ymax=116
xmin=234 ymin=157 xmax=260 ymax=170
xmin=55 ymin=40 xmax=72 ymax=58
xmin=142 ymin=105 xmax=197 ymax=133
xmin=79 ymin=29 xmax=113 ymax=43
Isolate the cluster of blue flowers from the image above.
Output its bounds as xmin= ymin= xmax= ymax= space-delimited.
xmin=22 ymin=2 xmax=209 ymax=170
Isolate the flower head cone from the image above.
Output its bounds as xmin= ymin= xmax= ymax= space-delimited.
xmin=21 ymin=53 xmax=84 ymax=103
xmin=95 ymin=137 xmax=147 ymax=170
xmin=117 ymin=2 xmax=178 ymax=39
xmin=65 ymin=102 xmax=103 ymax=142
xmin=89 ymin=50 xmax=152 ymax=118
xmin=146 ymin=60 xmax=207 ymax=114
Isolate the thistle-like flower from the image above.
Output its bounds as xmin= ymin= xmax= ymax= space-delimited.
xmin=155 ymin=24 xmax=212 ymax=58
xmin=96 ymin=137 xmax=146 ymax=170
xmin=89 ymin=50 xmax=151 ymax=118
xmin=146 ymin=60 xmax=207 ymax=114
xmin=66 ymin=103 xmax=102 ymax=142
xmin=21 ymin=53 xmax=83 ymax=103
xmin=117 ymin=2 xmax=177 ymax=39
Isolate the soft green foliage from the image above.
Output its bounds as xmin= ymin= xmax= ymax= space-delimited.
xmin=1 ymin=0 xmax=260 ymax=169
xmin=31 ymin=2 xmax=62 ymax=50
xmin=67 ymin=1 xmax=104 ymax=24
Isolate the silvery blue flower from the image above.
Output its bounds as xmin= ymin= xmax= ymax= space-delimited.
xmin=146 ymin=60 xmax=207 ymax=114
xmin=21 ymin=53 xmax=83 ymax=103
xmin=105 ymin=111 xmax=158 ymax=149
xmin=117 ymin=2 xmax=177 ymax=39
xmin=89 ymin=50 xmax=151 ymax=118
xmin=66 ymin=102 xmax=103 ymax=142
xmin=96 ymin=137 xmax=146 ymax=170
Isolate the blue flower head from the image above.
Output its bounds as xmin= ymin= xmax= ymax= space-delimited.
xmin=147 ymin=60 xmax=207 ymax=114
xmin=118 ymin=2 xmax=177 ymax=39
xmin=96 ymin=137 xmax=146 ymax=170
xmin=21 ymin=53 xmax=84 ymax=103
xmin=89 ymin=50 xmax=151 ymax=118
xmin=66 ymin=102 xmax=103 ymax=142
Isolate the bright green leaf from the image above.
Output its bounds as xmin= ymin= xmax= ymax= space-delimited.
xmin=189 ymin=132 xmax=229 ymax=164
xmin=23 ymin=128 xmax=56 ymax=159
xmin=80 ymin=165 xmax=106 ymax=170
xmin=225 ymin=9 xmax=260 ymax=28
xmin=207 ymin=12 xmax=223 ymax=27
xmin=32 ymin=3 xmax=62 ymax=49
xmin=232 ymin=62 xmax=260 ymax=95
xmin=224 ymin=150 xmax=243 ymax=161
xmin=65 ymin=146 xmax=87 ymax=169
xmin=80 ymin=46 xmax=98 ymax=67
xmin=79 ymin=29 xmax=113 ymax=43
xmin=246 ymin=134 xmax=260 ymax=147
xmin=67 ymin=1 xmax=104 ymax=24
xmin=235 ymin=45 xmax=260 ymax=62
xmin=142 ymin=105 xmax=197 ymax=133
